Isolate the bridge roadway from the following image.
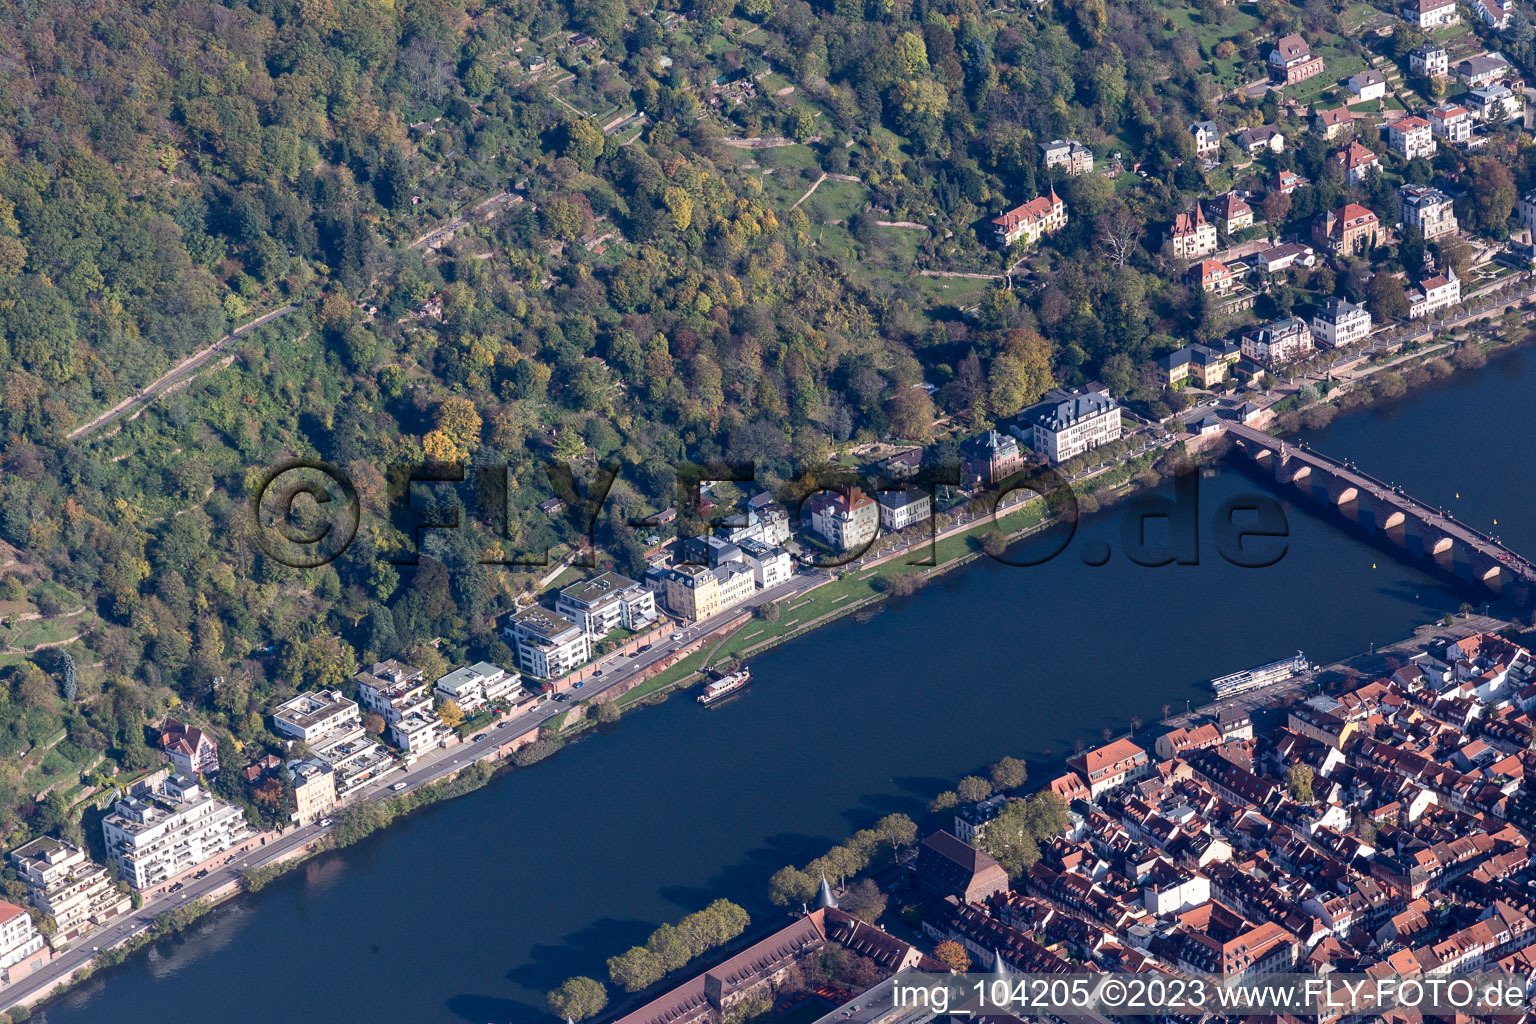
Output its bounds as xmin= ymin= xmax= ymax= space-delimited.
xmin=1224 ymin=422 xmax=1536 ymax=594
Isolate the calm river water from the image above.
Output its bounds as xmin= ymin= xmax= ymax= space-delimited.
xmin=36 ymin=349 xmax=1536 ymax=1024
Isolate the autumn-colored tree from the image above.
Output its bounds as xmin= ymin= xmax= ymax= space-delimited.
xmin=934 ymin=940 xmax=972 ymax=973
xmin=435 ymin=697 xmax=465 ymax=729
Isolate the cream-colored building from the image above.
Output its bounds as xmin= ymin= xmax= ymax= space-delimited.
xmin=807 ymin=487 xmax=880 ymax=553
xmin=1018 ymin=387 xmax=1122 ymax=464
xmin=288 ymin=759 xmax=338 ymax=826
xmin=1171 ymin=206 xmax=1217 ymax=260
xmin=661 ymin=561 xmax=757 ymax=621
xmin=7 ymin=837 xmax=131 ymax=946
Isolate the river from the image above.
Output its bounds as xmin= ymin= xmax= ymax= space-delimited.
xmin=35 ymin=349 xmax=1536 ymax=1024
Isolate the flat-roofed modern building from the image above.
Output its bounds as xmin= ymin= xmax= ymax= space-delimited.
xmin=271 ymin=689 xmax=361 ymax=743
xmin=8 ymin=837 xmax=131 ymax=945
xmin=504 ymin=606 xmax=591 ymax=678
xmin=555 ymin=572 xmax=658 ymax=637
xmin=354 ymin=661 xmax=445 ymax=755
xmin=269 ymin=688 xmax=392 ymax=797
xmin=434 ymin=661 xmax=521 ymax=712
xmin=102 ymin=774 xmax=253 ymax=891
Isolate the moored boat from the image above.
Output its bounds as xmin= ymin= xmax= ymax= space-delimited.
xmin=698 ymin=666 xmax=751 ymax=705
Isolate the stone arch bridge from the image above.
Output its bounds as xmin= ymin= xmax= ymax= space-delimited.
xmin=1225 ymin=422 xmax=1536 ymax=606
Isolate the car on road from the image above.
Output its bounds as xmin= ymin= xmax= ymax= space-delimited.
xmin=169 ymin=882 xmax=183 ymax=893
xmin=472 ymin=733 xmax=486 ymax=741
xmin=574 ymin=681 xmax=585 ymax=688
xmin=639 ymin=644 xmax=652 ymax=652
xmin=319 ymin=818 xmax=334 ymax=828
xmin=671 ymin=632 xmax=684 ymax=642
xmin=195 ymin=869 xmax=208 ymax=879
xmin=391 ymin=781 xmax=408 ymax=791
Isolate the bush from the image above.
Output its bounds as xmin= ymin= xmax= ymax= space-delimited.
xmin=512 ymin=738 xmax=565 ymax=766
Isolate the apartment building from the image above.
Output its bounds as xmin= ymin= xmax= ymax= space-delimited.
xmin=1188 ymin=259 xmax=1235 ymax=294
xmin=354 ymin=660 xmax=446 ymax=754
xmin=1170 ymin=205 xmax=1217 ymax=259
xmin=1312 ymin=298 xmax=1373 ymax=348
xmin=991 ymin=190 xmax=1067 ymax=248
xmin=1398 ymin=184 xmax=1458 ymax=239
xmin=504 ymin=606 xmax=592 ymax=679
xmin=1208 ymin=192 xmax=1253 ymax=235
xmin=157 ymin=717 xmax=219 ymax=777
xmin=1518 ymin=189 xmax=1536 ymax=236
xmin=1067 ymin=738 xmax=1150 ymax=799
xmin=1329 ymin=140 xmax=1380 ymax=186
xmin=272 ymin=688 xmax=361 ymax=743
xmin=434 ymin=661 xmax=522 ymax=713
xmin=1241 ymin=316 xmax=1315 ymax=364
xmin=733 ymin=537 xmax=794 ymax=588
xmin=1040 ymin=139 xmax=1093 ymax=175
xmin=1467 ymin=84 xmax=1522 ymax=123
xmin=288 ymin=759 xmax=338 ymax=826
xmin=1410 ymin=44 xmax=1449 ymax=79
xmin=1017 ymin=387 xmax=1122 ymax=464
xmin=807 ymin=487 xmax=880 ymax=553
xmin=1313 ymin=203 xmax=1383 ymax=256
xmin=877 ymin=489 xmax=932 ymax=531
xmin=1387 ymin=116 xmax=1437 ymax=161
xmin=1429 ymin=103 xmax=1474 ymax=143
xmin=1402 ymin=0 xmax=1459 ymax=29
xmin=1159 ymin=343 xmax=1232 ymax=388
xmin=555 ymin=572 xmax=658 ymax=637
xmin=7 ymin=837 xmax=131 ymax=945
xmin=101 ymin=773 xmax=253 ymax=891
xmin=660 ymin=561 xmax=757 ymax=621
xmin=1268 ymin=34 xmax=1324 ymax=84
xmin=270 ymin=688 xmax=394 ymax=798
xmin=1407 ymin=267 xmax=1461 ymax=319
xmin=0 ymin=901 xmax=46 ymax=989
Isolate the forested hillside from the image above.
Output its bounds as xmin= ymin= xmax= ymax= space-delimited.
xmin=2 ymin=0 xmax=1535 ymax=841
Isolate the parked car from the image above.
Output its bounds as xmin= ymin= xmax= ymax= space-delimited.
xmin=574 ymin=681 xmax=585 ymax=688
xmin=472 ymin=733 xmax=486 ymax=741
xmin=169 ymin=882 xmax=184 ymax=893
xmin=639 ymin=644 xmax=652 ymax=652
